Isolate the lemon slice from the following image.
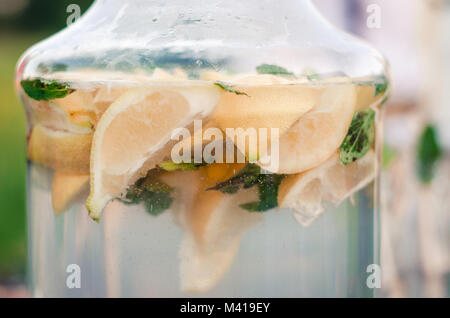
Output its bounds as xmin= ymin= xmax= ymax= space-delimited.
xmin=355 ymin=85 xmax=380 ymax=111
xmin=151 ymin=67 xmax=189 ymax=81
xmin=93 ymin=86 xmax=128 ymax=115
xmin=52 ymin=172 xmax=89 ymax=215
xmin=159 ymin=170 xmax=202 ymax=228
xmin=262 ymin=84 xmax=357 ymax=174
xmin=29 ymin=99 xmax=95 ymax=134
xmin=278 ymin=150 xmax=376 ymax=226
xmin=87 ymin=85 xmax=221 ymax=220
xmin=159 ymin=164 xmax=258 ymax=292
xmin=164 ymin=164 xmax=259 ymax=293
xmin=179 ymin=233 xmax=240 ymax=293
xmin=212 ymin=76 xmax=322 ymax=146
xmin=28 ymin=125 xmax=93 ymax=174
xmin=93 ymin=68 xmax=189 ymax=115
xmin=179 ymin=184 xmax=262 ymax=293
xmin=199 ymin=71 xmax=232 ymax=81
xmin=50 ymin=90 xmax=96 ymax=113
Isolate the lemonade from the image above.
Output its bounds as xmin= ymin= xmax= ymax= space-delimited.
xmin=22 ymin=67 xmax=387 ymax=297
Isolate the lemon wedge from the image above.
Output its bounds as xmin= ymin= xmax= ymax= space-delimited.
xmin=86 ymin=85 xmax=221 ymax=220
xmin=29 ymin=99 xmax=95 ymax=134
xmin=52 ymin=172 xmax=89 ymax=215
xmin=159 ymin=164 xmax=259 ymax=292
xmin=179 ymin=178 xmax=262 ymax=292
xmin=212 ymin=76 xmax=322 ymax=148
xmin=355 ymin=84 xmax=379 ymax=111
xmin=262 ymin=84 xmax=357 ymax=174
xmin=28 ymin=125 xmax=92 ymax=174
xmin=93 ymin=86 xmax=129 ymax=115
xmin=278 ymin=150 xmax=376 ymax=226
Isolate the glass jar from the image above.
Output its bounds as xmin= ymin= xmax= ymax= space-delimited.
xmin=16 ymin=0 xmax=389 ymax=297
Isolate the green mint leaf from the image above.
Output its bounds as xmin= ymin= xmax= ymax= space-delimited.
xmin=121 ymin=171 xmax=174 ymax=216
xmin=380 ymin=95 xmax=390 ymax=107
xmin=158 ymin=161 xmax=202 ymax=172
xmin=140 ymin=178 xmax=173 ymax=193
xmin=207 ymin=164 xmax=261 ymax=193
xmin=220 ymin=185 xmax=240 ymax=194
xmin=240 ymin=174 xmax=285 ymax=212
xmin=374 ymin=76 xmax=389 ymax=97
xmin=214 ymin=81 xmax=249 ymax=96
xmin=340 ymin=109 xmax=376 ymax=166
xmin=256 ymin=64 xmax=295 ymax=77
xmin=207 ymin=164 xmax=284 ymax=212
xmin=417 ymin=125 xmax=443 ymax=184
xmin=142 ymin=191 xmax=173 ymax=216
xmin=21 ymin=79 xmax=74 ymax=101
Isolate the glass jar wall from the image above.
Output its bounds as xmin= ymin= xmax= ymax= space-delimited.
xmin=17 ymin=0 xmax=389 ymax=297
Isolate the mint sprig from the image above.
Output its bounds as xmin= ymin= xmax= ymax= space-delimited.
xmin=240 ymin=174 xmax=285 ymax=212
xmin=256 ymin=64 xmax=295 ymax=77
xmin=340 ymin=109 xmax=376 ymax=166
xmin=21 ymin=79 xmax=74 ymax=101
xmin=207 ymin=164 xmax=261 ymax=193
xmin=417 ymin=125 xmax=443 ymax=184
xmin=214 ymin=81 xmax=249 ymax=96
xmin=374 ymin=76 xmax=389 ymax=97
xmin=207 ymin=164 xmax=285 ymax=212
xmin=158 ymin=161 xmax=203 ymax=172
xmin=121 ymin=172 xmax=173 ymax=216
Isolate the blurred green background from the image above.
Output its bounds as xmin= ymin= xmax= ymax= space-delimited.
xmin=0 ymin=0 xmax=94 ymax=283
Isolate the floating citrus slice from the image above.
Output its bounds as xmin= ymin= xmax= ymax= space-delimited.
xmin=261 ymin=84 xmax=357 ymax=174
xmin=178 ymin=165 xmax=262 ymax=292
xmin=93 ymin=68 xmax=189 ymax=115
xmin=52 ymin=172 xmax=89 ymax=215
xmin=28 ymin=125 xmax=92 ymax=174
xmin=93 ymin=86 xmax=129 ymax=115
xmin=50 ymin=90 xmax=96 ymax=113
xmin=86 ymin=85 xmax=221 ymax=220
xmin=355 ymin=84 xmax=379 ymax=111
xmin=278 ymin=150 xmax=376 ymax=226
xmin=29 ymin=98 xmax=95 ymax=134
xmin=212 ymin=76 xmax=322 ymax=147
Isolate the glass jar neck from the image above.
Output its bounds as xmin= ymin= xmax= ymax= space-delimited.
xmin=84 ymin=0 xmax=327 ymax=46
xmin=91 ymin=0 xmax=316 ymax=16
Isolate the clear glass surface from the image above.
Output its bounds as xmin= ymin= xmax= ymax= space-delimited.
xmin=18 ymin=0 xmax=388 ymax=297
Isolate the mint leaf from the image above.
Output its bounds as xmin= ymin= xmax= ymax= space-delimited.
xmin=158 ymin=161 xmax=203 ymax=172
xmin=21 ymin=79 xmax=74 ymax=101
xmin=214 ymin=81 xmax=249 ymax=96
xmin=121 ymin=172 xmax=173 ymax=216
xmin=417 ymin=125 xmax=443 ymax=184
xmin=207 ymin=164 xmax=261 ymax=193
xmin=240 ymin=174 xmax=285 ymax=212
xmin=340 ymin=109 xmax=376 ymax=166
xmin=220 ymin=185 xmax=240 ymax=194
xmin=374 ymin=76 xmax=389 ymax=97
xmin=208 ymin=164 xmax=284 ymax=212
xmin=256 ymin=64 xmax=294 ymax=77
